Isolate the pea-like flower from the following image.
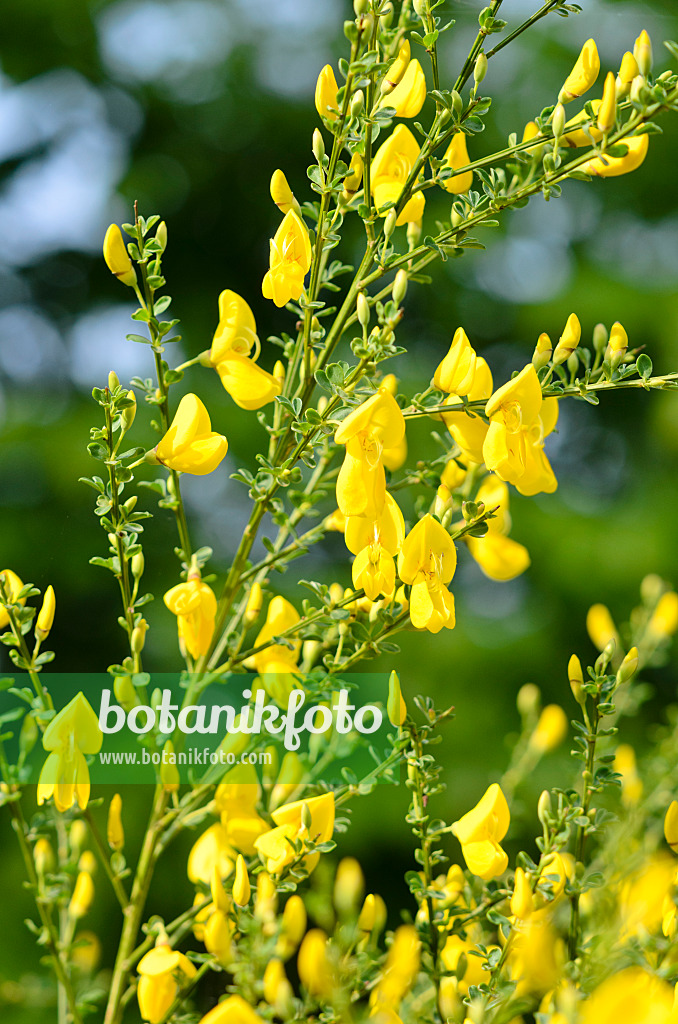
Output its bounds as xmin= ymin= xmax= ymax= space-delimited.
xmin=137 ymin=944 xmax=197 ymax=1024
xmin=441 ymin=133 xmax=473 ymax=194
xmin=198 ymin=995 xmax=263 ymax=1024
xmin=254 ymin=792 xmax=335 ymax=875
xmin=442 ymin=356 xmax=494 ymax=464
xmin=580 ymin=133 xmax=649 ymax=177
xmin=580 ymin=967 xmax=675 ymax=1024
xmin=270 ymin=169 xmax=296 ymax=214
xmin=187 ymin=822 xmax=235 ymax=885
xmin=262 ymin=210 xmax=312 ymax=307
xmin=352 ymin=542 xmax=396 ymax=601
xmin=451 ymin=783 xmax=510 ymax=880
xmin=315 ymin=64 xmax=339 ymax=122
xmin=466 ymin=475 xmax=530 ymax=582
xmin=215 ymin=763 xmax=268 ymax=855
xmin=103 ymin=223 xmax=137 ymax=288
xmin=298 ymin=929 xmax=336 ymax=997
xmin=0 ymin=568 xmax=25 ymax=629
xmin=209 ymin=290 xmax=281 ymax=410
xmin=335 ymin=388 xmax=405 ymax=518
xmin=37 ymin=692 xmax=103 ymax=813
xmin=559 ymin=38 xmax=600 ymax=103
xmin=164 ymin=574 xmax=217 ymax=660
xmin=371 ymin=125 xmax=425 ymax=226
xmin=379 ymin=58 xmax=427 ymax=118
xmin=369 ymin=924 xmax=420 ymax=1014
xmin=155 ymin=393 xmax=228 ymax=475
xmin=483 ymin=363 xmax=558 ymax=496
xmin=398 ymin=514 xmax=457 ymax=633
xmin=434 ymin=327 xmax=477 ymax=395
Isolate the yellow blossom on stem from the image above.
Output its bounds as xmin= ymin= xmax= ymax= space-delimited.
xmin=553 ymin=313 xmax=581 ymax=365
xmin=383 ymin=40 xmax=411 ymax=92
xmin=156 ymin=393 xmax=228 ymax=475
xmin=164 ymin=574 xmax=217 ymax=660
xmin=209 ymin=290 xmax=281 ymax=410
xmin=529 ymin=705 xmax=568 ymax=753
xmin=371 ymin=125 xmax=426 ymax=226
xmin=334 ymin=856 xmax=365 ymax=915
xmin=441 ymin=133 xmax=473 ymax=194
xmin=103 ymin=223 xmax=137 ymax=287
xmin=188 ymin=822 xmax=235 ymax=885
xmin=335 ymin=387 xmax=405 ymax=518
xmin=442 ymin=356 xmax=493 ymax=464
xmin=379 ymin=59 xmax=427 ymax=118
xmin=270 ymin=169 xmax=296 ymax=214
xmin=232 ymin=854 xmax=251 ymax=906
xmin=37 ymin=693 xmax=103 ymax=813
xmin=586 ymin=603 xmax=618 ymax=651
xmin=398 ymin=514 xmax=457 ymax=633
xmin=298 ymin=929 xmax=336 ymax=997
xmin=370 ymin=924 xmax=420 ymax=1013
xmin=137 ymin=945 xmax=197 ymax=1024
xmin=315 ymin=64 xmax=339 ymax=121
xmin=451 ymin=783 xmax=510 ymax=880
xmin=466 ymin=475 xmax=531 ymax=582
xmin=262 ymin=209 xmax=313 ymax=307
xmin=216 ymin=763 xmax=268 ymax=854
xmin=665 ymin=801 xmax=678 ymax=851
xmin=440 ymin=931 xmax=491 ymax=993
xmin=263 ymin=959 xmax=293 ymax=1014
xmin=0 ymin=569 xmax=25 ymax=629
xmin=245 ymin=594 xmax=301 ymax=682
xmin=69 ymin=870 xmax=95 ymax=919
xmin=343 ymin=152 xmax=363 ymax=199
xmin=580 ymin=968 xmax=675 ymax=1024
xmin=433 ymin=327 xmax=477 ymax=395
xmin=254 ymin=792 xmax=335 ymax=875
xmin=204 ymin=906 xmax=233 ymax=966
xmin=597 ymin=72 xmax=617 ymax=133
xmin=511 ymin=867 xmax=534 ymax=920
xmin=387 ymin=669 xmax=407 ymax=726
xmin=277 ymin=894 xmax=307 ymax=958
xmin=580 ymin=134 xmax=649 ymax=178
xmin=559 ymin=38 xmax=600 ymax=102
xmin=199 ymin=996 xmax=263 ymax=1024
xmin=107 ymin=793 xmax=124 ymax=851
xmin=617 ymin=51 xmax=639 ymax=94
xmin=633 ymin=29 xmax=652 ymax=77
xmin=509 ymin=918 xmax=562 ymax=995
xmin=483 ymin=363 xmax=558 ymax=496
xmin=352 ymin=542 xmax=396 ymax=601
xmin=36 ymin=584 xmax=56 ymax=639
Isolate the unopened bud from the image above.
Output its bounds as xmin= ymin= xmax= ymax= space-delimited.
xmin=537 ymin=790 xmax=552 ymax=825
xmin=616 ymin=646 xmax=639 ymax=685
xmin=123 ymin=496 xmax=137 ymax=513
xmin=387 ymin=669 xmax=407 ymax=726
xmin=108 ymin=370 xmax=121 ymax=392
xmin=517 ymin=682 xmax=540 ymax=718
xmin=633 ymin=29 xmax=652 ymax=78
xmin=245 ymin=582 xmax=263 ymax=626
xmin=384 ymin=208 xmax=398 ymax=241
xmin=354 ymin=0 xmax=370 ymax=16
xmin=568 ymin=654 xmax=586 ymax=706
xmin=553 ymin=312 xmax=581 ymax=365
xmin=69 ymin=871 xmax=95 ymax=919
xmin=552 ymin=103 xmax=566 ymax=141
xmin=131 ymin=619 xmax=148 ymax=655
xmin=474 ymin=53 xmax=487 ymax=86
xmin=334 ymin=857 xmax=365 ymax=915
xmin=161 ymin=739 xmax=180 ymax=792
xmin=567 ymin=351 xmax=579 ymax=376
xmin=413 ymin=0 xmax=428 ymax=16
xmin=380 ymin=2 xmax=394 ymax=26
xmin=350 ymin=89 xmax=365 ymax=118
xmin=301 ymin=801 xmax=313 ymax=831
xmin=629 ymin=74 xmax=645 ymax=106
xmin=407 ymin=220 xmax=421 ymax=248
xmin=34 ymin=837 xmax=54 ymax=876
xmin=107 ymin=793 xmax=125 ymax=851
xmin=233 ymin=854 xmax=251 ymax=907
xmin=392 ymin=269 xmax=408 ymax=305
xmin=357 ymin=292 xmax=370 ymax=327
xmin=312 ymin=129 xmax=325 ymax=164
xmin=121 ymin=390 xmax=137 ymax=431
xmin=532 ymin=332 xmax=552 ymax=370
xmin=114 ymin=674 xmax=138 ymax=711
xmin=131 ymin=551 xmax=144 ymax=579
xmin=592 ymin=322 xmax=608 ymax=355
xmin=155 ymin=220 xmax=167 ymax=251
xmin=36 ymin=585 xmax=56 ymax=639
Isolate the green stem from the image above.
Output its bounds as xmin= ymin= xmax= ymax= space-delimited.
xmin=568 ymin=701 xmax=600 ymax=959
xmin=83 ymin=809 xmax=130 ymax=911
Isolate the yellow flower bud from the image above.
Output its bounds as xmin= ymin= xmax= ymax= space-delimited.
xmin=633 ymin=29 xmax=652 ymax=78
xmin=383 ymin=40 xmax=411 ymax=92
xmin=131 ymin=618 xmax=148 ymax=655
xmin=553 ymin=313 xmax=581 ymax=365
xmin=107 ymin=793 xmax=125 ymax=851
xmin=596 ymin=72 xmax=616 ymax=135
xmin=617 ymin=51 xmax=639 ymax=96
xmin=33 ymin=837 xmax=54 ymax=876
xmin=615 ymin=744 xmax=643 ymax=806
xmin=161 ymin=739 xmax=180 ymax=792
xmin=474 ymin=53 xmax=488 ymax=85
xmin=511 ymin=867 xmax=533 ymax=919
xmin=392 ymin=268 xmax=408 ymax=305
xmin=79 ymin=850 xmax=97 ymax=875
xmin=532 ymin=332 xmax=552 ymax=370
xmin=36 ymin=585 xmax=56 ymax=639
xmin=270 ymin=169 xmax=296 ymax=214
xmin=387 ymin=669 xmax=407 ymax=727
xmin=568 ymin=654 xmax=586 ymax=706
xmin=586 ymin=603 xmax=617 ymax=651
xmin=384 ymin=208 xmax=398 ymax=241
xmin=559 ymin=38 xmax=600 ymax=103
xmin=343 ymin=152 xmax=363 ymax=199
xmin=245 ymin=582 xmax=263 ymax=627
xmin=70 ymin=820 xmax=88 ymax=853
xmin=277 ymin=894 xmax=307 ymax=958
xmin=204 ymin=909 xmax=233 ymax=966
xmin=552 ymin=102 xmax=566 ymax=140
xmin=605 ymin=321 xmax=628 ymax=367
xmin=529 ymin=705 xmax=568 ymax=754
xmin=103 ymin=224 xmax=137 ymax=288
xmin=232 ymin=854 xmax=250 ymax=907
xmin=254 ymin=871 xmax=278 ymax=923
xmin=71 ymin=931 xmax=102 ymax=974
xmin=264 ymin=959 xmax=293 ymax=1014
xmin=334 ymin=857 xmax=365 ymax=915
xmin=298 ymin=929 xmax=335 ymax=996
xmin=581 ymin=134 xmax=649 ymax=178
xmin=69 ymin=870 xmax=95 ymax=919
xmin=315 ymin=65 xmax=339 ymax=121
xmin=616 ymin=646 xmax=639 ymax=685
xmin=665 ymin=801 xmax=678 ymax=851
xmin=358 ymin=893 xmax=377 ymax=933
xmin=357 ymin=291 xmax=370 ymax=327
xmin=155 ymin=221 xmax=167 ymax=251
xmin=517 ymin=682 xmax=540 ymax=718
xmin=0 ymin=568 xmax=25 ymax=629
xmin=441 ymin=132 xmax=473 ymax=194
xmin=649 ymin=592 xmax=678 ymax=637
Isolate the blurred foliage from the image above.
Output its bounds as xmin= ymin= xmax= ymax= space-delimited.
xmin=1 ymin=0 xmax=678 ymax=1017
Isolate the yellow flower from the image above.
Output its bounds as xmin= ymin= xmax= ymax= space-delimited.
xmin=137 ymin=945 xmax=197 ymax=1024
xmin=352 ymin=542 xmax=396 ymax=601
xmin=648 ymin=592 xmax=678 ymax=637
xmin=263 ymin=958 xmax=293 ymax=1014
xmin=511 ymin=867 xmax=534 ymax=920
xmin=371 ymin=125 xmax=425 ymax=226
xmin=270 ymin=169 xmax=296 ymax=213
xmin=615 ymin=744 xmax=643 ymax=806
xmin=440 ymin=931 xmax=491 ymax=993
xmin=209 ymin=290 xmax=281 ymax=410
xmin=433 ymin=327 xmax=477 ymax=395
xmin=559 ymin=38 xmax=600 ymax=102
xmin=156 ymin=393 xmax=228 ymax=475
xmin=262 ymin=209 xmax=313 ymax=307
xmin=232 ymin=854 xmax=251 ymax=906
xmin=379 ymin=59 xmax=427 ymax=118
xmin=441 ymin=133 xmax=473 ymax=194
xmin=387 ymin=669 xmax=407 ymax=727
xmin=343 ymin=152 xmax=364 ymax=199
xmin=580 ymin=134 xmax=649 ymax=178
xmin=315 ymin=64 xmax=339 ymax=121
xmin=580 ymin=968 xmax=675 ymax=1024
xmin=164 ymin=575 xmax=217 ymax=660
xmin=451 ymin=783 xmax=510 ymax=880
xmin=245 ymin=594 xmax=301 ymax=684
xmin=665 ymin=801 xmax=678 ymax=851
xmin=215 ymin=763 xmax=268 ymax=854
xmin=254 ymin=792 xmax=335 ymax=875
xmin=597 ymin=72 xmax=617 ymax=133
xmin=483 ymin=364 xmax=558 ymax=496
xmin=103 ymin=223 xmax=137 ymax=287
xmin=466 ymin=475 xmax=530 ymax=582
xmin=620 ymin=854 xmax=676 ymax=937
xmin=398 ymin=514 xmax=457 ymax=633
xmin=277 ymin=894 xmax=307 ymax=958
xmin=198 ymin=995 xmax=263 ymax=1024
xmin=0 ymin=569 xmax=25 ymax=629
xmin=335 ymin=388 xmax=405 ymax=518
xmin=586 ymin=603 xmax=617 ymax=651
xmin=634 ymin=29 xmax=652 ymax=77
xmin=204 ymin=906 xmax=233 ymax=966
xmin=383 ymin=40 xmax=411 ymax=92
xmin=442 ymin=357 xmax=493 ymax=464
xmin=509 ymin=918 xmax=562 ymax=996
xmin=37 ymin=693 xmax=103 ymax=813
xmin=298 ymin=929 xmax=336 ymax=997
xmin=552 ymin=312 xmax=581 ymax=365
xmin=36 ymin=584 xmax=56 ymax=638
xmin=68 ymin=870 xmax=95 ymax=919
xmin=617 ymin=51 xmax=639 ymax=93
xmin=370 ymin=924 xmax=420 ymax=1013
xmin=187 ymin=822 xmax=235 ymax=885
xmin=345 ymin=493 xmax=405 ymax=558
xmin=107 ymin=793 xmax=124 ymax=851
xmin=529 ymin=705 xmax=568 ymax=754
xmin=160 ymin=739 xmax=180 ymax=792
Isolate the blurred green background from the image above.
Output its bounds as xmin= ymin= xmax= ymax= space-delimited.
xmin=1 ymin=0 xmax=678 ymax=1018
